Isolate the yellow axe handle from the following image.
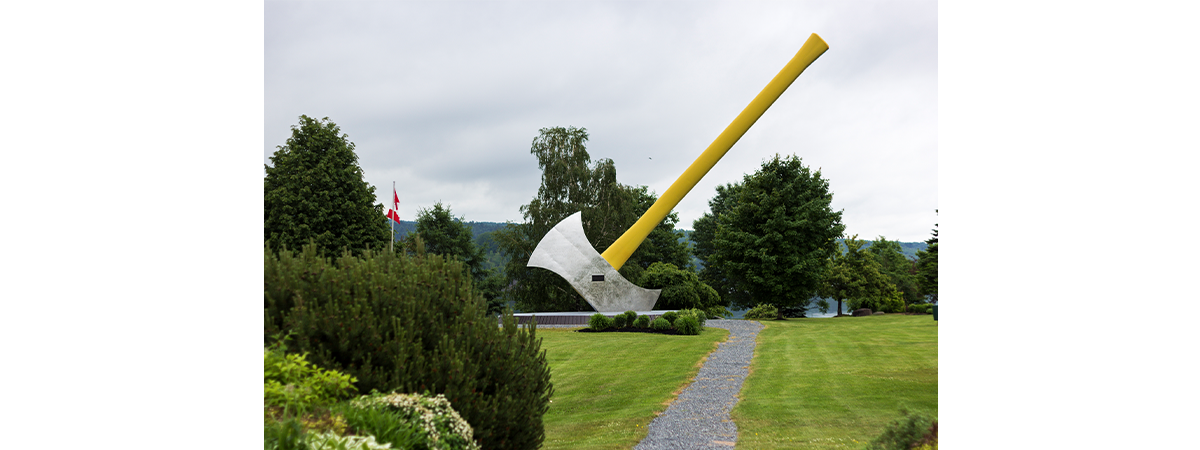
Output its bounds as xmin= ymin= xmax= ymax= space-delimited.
xmin=601 ymin=33 xmax=829 ymax=270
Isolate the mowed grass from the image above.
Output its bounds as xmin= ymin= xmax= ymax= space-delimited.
xmin=732 ymin=315 xmax=937 ymax=449
xmin=537 ymin=327 xmax=729 ymax=450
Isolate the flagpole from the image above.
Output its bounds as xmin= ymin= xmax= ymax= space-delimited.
xmin=390 ymin=181 xmax=395 ymax=252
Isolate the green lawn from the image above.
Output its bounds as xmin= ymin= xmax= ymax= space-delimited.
xmin=731 ymin=315 xmax=938 ymax=449
xmin=537 ymin=327 xmax=730 ymax=450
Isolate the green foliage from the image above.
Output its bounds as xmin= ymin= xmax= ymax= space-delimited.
xmin=915 ymin=212 xmax=938 ymax=303
xmin=678 ymin=308 xmax=707 ymax=329
xmin=705 ymin=155 xmax=845 ymax=313
xmin=628 ymin=186 xmax=693 ymax=271
xmin=633 ymin=314 xmax=652 ymax=328
xmin=743 ymin=304 xmax=780 ymax=320
xmin=691 ymin=183 xmax=741 ymax=306
xmin=265 ymin=417 xmax=311 ymax=450
xmin=331 ymin=403 xmax=424 ymax=450
xmin=410 ymin=203 xmax=510 ymax=316
xmin=495 ymin=127 xmax=638 ymax=312
xmin=703 ymin=305 xmax=733 ymax=319
xmin=868 ymin=236 xmax=922 ymax=306
xmin=640 ymin=262 xmax=721 ymax=311
xmin=612 ymin=313 xmax=629 ymax=329
xmin=351 ymin=392 xmax=481 ymax=450
xmin=880 ymin=291 xmax=906 ymax=314
xmin=908 ymin=303 xmax=932 ymax=314
xmin=651 ymin=317 xmax=672 ymax=331
xmin=264 ymin=244 xmax=553 ymax=450
xmin=411 ymin=203 xmax=487 ymax=280
xmin=588 ymin=313 xmax=614 ymax=331
xmin=621 ymin=311 xmax=637 ymax=328
xmin=265 ymin=115 xmax=390 ymax=258
xmin=675 ymin=315 xmax=701 ymax=335
xmin=822 ymin=236 xmax=898 ymax=317
xmin=660 ymin=311 xmax=678 ymax=325
xmin=494 ymin=127 xmax=699 ymax=312
xmin=306 ymin=431 xmax=394 ymax=450
xmin=264 ymin=341 xmax=358 ymax=414
xmin=863 ymin=407 xmax=937 ymax=450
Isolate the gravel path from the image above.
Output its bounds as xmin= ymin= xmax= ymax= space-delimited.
xmin=634 ymin=319 xmax=764 ymax=450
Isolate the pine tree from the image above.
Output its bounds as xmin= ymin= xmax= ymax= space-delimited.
xmin=264 ymin=115 xmax=389 ymax=257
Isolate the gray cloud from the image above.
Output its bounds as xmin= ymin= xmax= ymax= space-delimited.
xmin=267 ymin=0 xmax=937 ymax=241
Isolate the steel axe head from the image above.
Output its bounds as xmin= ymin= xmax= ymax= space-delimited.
xmin=527 ymin=212 xmax=660 ymax=312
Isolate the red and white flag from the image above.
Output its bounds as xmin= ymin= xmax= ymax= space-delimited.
xmin=393 ymin=188 xmax=400 ymax=212
xmin=386 ymin=209 xmax=401 ymax=223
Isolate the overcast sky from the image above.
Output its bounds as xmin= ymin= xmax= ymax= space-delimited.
xmin=266 ymin=1 xmax=937 ymax=242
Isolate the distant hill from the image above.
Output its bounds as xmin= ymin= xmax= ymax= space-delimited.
xmin=388 ymin=220 xmax=927 ymax=270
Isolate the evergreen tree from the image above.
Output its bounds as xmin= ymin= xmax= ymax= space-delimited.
xmin=916 ymin=210 xmax=938 ymax=303
xmin=412 ymin=202 xmax=487 ymax=281
xmin=409 ymin=203 xmax=508 ymax=315
xmin=691 ymin=182 xmax=742 ymax=306
xmin=264 ymin=115 xmax=389 ymax=257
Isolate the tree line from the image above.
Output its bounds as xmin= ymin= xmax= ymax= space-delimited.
xmin=265 ymin=116 xmax=938 ymax=320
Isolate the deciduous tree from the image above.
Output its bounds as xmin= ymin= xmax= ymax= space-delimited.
xmin=496 ymin=127 xmax=640 ymax=312
xmin=707 ymin=154 xmax=845 ymax=318
xmin=868 ymin=236 xmax=922 ymax=307
xmin=821 ymin=235 xmax=897 ymax=314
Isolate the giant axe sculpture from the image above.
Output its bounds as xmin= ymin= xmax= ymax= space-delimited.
xmin=528 ymin=33 xmax=829 ymax=312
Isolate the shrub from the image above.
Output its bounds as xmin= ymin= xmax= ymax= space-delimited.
xmin=307 ymin=432 xmax=393 ymax=450
xmin=641 ymin=262 xmax=723 ymax=311
xmin=264 ymin=340 xmax=358 ymax=414
xmin=621 ymin=311 xmax=637 ymax=327
xmin=678 ymin=308 xmax=706 ymax=329
xmin=633 ymin=315 xmax=652 ymax=328
xmin=264 ymin=244 xmax=552 ymax=450
xmin=589 ymin=313 xmax=614 ymax=330
xmin=651 ymin=317 xmax=672 ymax=331
xmin=351 ymin=392 xmax=480 ymax=450
xmin=331 ymin=402 xmax=424 ymax=450
xmin=612 ymin=313 xmax=628 ymax=329
xmin=863 ymin=407 xmax=937 ymax=450
xmin=743 ymin=304 xmax=779 ymax=320
xmin=661 ymin=311 xmax=679 ymax=325
xmin=908 ymin=303 xmax=930 ymax=314
xmin=881 ymin=291 xmax=906 ymax=313
xmin=265 ymin=417 xmax=310 ymax=450
xmin=675 ymin=315 xmax=701 ymax=335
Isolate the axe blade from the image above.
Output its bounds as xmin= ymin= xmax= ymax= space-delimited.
xmin=527 ymin=212 xmax=660 ymax=312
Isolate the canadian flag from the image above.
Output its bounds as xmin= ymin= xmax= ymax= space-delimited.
xmin=386 ymin=185 xmax=401 ymax=224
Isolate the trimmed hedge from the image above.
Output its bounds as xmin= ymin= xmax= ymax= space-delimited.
xmin=651 ymin=317 xmax=672 ymax=331
xmin=633 ymin=315 xmax=651 ymax=328
xmin=264 ymin=244 xmax=552 ymax=450
xmin=588 ymin=313 xmax=614 ymax=330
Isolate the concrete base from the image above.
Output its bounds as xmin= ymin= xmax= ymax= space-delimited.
xmin=504 ymin=310 xmax=678 ymax=326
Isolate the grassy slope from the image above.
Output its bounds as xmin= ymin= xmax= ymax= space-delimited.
xmin=537 ymin=327 xmax=729 ymax=450
xmin=732 ymin=315 xmax=938 ymax=449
